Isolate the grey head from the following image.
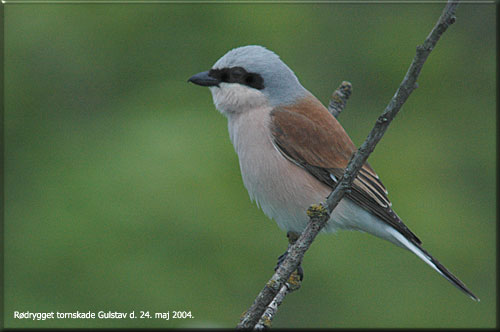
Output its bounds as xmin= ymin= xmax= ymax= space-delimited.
xmin=189 ymin=45 xmax=309 ymax=113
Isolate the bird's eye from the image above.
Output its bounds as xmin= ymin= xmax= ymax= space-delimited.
xmin=230 ymin=67 xmax=245 ymax=79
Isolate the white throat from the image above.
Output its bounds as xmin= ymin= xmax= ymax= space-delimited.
xmin=210 ymin=83 xmax=269 ymax=116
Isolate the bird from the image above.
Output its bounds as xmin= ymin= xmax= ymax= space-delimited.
xmin=188 ymin=45 xmax=478 ymax=301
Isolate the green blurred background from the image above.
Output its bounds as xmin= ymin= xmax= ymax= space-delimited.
xmin=3 ymin=1 xmax=496 ymax=328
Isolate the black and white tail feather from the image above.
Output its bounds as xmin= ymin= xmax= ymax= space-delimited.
xmin=387 ymin=226 xmax=479 ymax=301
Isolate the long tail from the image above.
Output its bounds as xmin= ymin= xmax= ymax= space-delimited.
xmin=387 ymin=227 xmax=479 ymax=301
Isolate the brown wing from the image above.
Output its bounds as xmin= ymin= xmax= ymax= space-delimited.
xmin=270 ymin=96 xmax=421 ymax=245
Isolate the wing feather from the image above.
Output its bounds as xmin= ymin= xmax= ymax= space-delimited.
xmin=270 ymin=97 xmax=421 ymax=244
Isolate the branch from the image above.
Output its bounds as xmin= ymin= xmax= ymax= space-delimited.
xmin=328 ymin=81 xmax=352 ymax=118
xmin=237 ymin=1 xmax=459 ymax=329
xmin=254 ymin=271 xmax=301 ymax=330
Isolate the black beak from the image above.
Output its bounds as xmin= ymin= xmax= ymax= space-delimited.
xmin=188 ymin=71 xmax=220 ymax=87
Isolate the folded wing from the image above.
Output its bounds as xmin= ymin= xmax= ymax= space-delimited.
xmin=269 ymin=97 xmax=421 ymax=245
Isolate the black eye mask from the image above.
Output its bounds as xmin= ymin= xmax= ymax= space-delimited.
xmin=209 ymin=67 xmax=264 ymax=90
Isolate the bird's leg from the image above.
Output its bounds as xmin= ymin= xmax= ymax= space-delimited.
xmin=274 ymin=231 xmax=304 ymax=281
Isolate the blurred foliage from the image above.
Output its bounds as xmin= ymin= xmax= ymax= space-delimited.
xmin=3 ymin=2 xmax=496 ymax=328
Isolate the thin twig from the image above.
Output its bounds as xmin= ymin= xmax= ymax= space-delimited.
xmin=328 ymin=81 xmax=352 ymax=118
xmin=254 ymin=271 xmax=301 ymax=330
xmin=237 ymin=1 xmax=459 ymax=329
